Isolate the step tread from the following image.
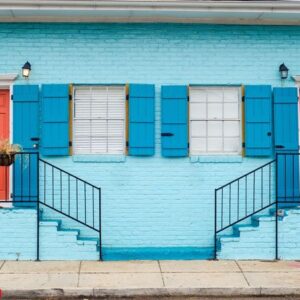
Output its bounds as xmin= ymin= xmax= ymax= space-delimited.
xmin=219 ymin=236 xmax=240 ymax=242
xmin=234 ymin=224 xmax=259 ymax=232
xmin=288 ymin=209 xmax=300 ymax=214
xmin=252 ymin=215 xmax=275 ymax=222
xmin=39 ymin=220 xmax=61 ymax=227
xmin=77 ymin=237 xmax=99 ymax=245
xmin=58 ymin=228 xmax=80 ymax=236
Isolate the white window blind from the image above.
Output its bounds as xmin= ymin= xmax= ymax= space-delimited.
xmin=189 ymin=87 xmax=241 ymax=155
xmin=73 ymin=86 xmax=125 ymax=155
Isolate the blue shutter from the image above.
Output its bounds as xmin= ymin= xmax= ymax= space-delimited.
xmin=13 ymin=85 xmax=39 ymax=202
xmin=274 ymin=87 xmax=298 ymax=151
xmin=128 ymin=84 xmax=155 ymax=156
xmin=161 ymin=85 xmax=188 ymax=157
xmin=13 ymin=85 xmax=39 ymax=150
xmin=244 ymin=85 xmax=273 ymax=156
xmin=41 ymin=84 xmax=69 ymax=156
xmin=274 ymin=87 xmax=299 ymax=202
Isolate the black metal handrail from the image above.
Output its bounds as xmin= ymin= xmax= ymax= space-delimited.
xmin=215 ymin=152 xmax=300 ymax=260
xmin=39 ymin=158 xmax=102 ymax=260
xmin=0 ymin=152 xmax=102 ymax=261
xmin=214 ymin=159 xmax=277 ymax=259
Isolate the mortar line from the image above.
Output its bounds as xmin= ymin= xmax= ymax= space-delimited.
xmin=77 ymin=261 xmax=82 ymax=288
xmin=235 ymin=260 xmax=250 ymax=287
xmin=158 ymin=260 xmax=166 ymax=287
xmin=0 ymin=261 xmax=5 ymax=272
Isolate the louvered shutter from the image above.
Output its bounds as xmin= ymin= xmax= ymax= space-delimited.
xmin=244 ymin=85 xmax=273 ymax=156
xmin=274 ymin=87 xmax=299 ymax=202
xmin=41 ymin=84 xmax=69 ymax=156
xmin=161 ymin=85 xmax=188 ymax=157
xmin=13 ymin=85 xmax=39 ymax=202
xmin=128 ymin=84 xmax=155 ymax=156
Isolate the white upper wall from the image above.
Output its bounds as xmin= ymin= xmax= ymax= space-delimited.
xmin=1 ymin=0 xmax=300 ymax=24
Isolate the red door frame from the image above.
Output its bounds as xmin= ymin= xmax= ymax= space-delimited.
xmin=0 ymin=89 xmax=10 ymax=200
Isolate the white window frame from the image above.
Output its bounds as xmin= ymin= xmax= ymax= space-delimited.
xmin=72 ymin=85 xmax=126 ymax=155
xmin=189 ymin=86 xmax=242 ymax=156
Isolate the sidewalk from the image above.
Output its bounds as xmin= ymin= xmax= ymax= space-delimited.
xmin=1 ymin=260 xmax=300 ymax=299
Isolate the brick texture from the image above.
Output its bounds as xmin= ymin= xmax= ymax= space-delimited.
xmin=0 ymin=23 xmax=299 ymax=259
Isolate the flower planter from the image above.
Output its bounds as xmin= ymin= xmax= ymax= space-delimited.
xmin=0 ymin=154 xmax=16 ymax=166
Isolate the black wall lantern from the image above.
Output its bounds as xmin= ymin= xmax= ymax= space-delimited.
xmin=22 ymin=61 xmax=31 ymax=78
xmin=279 ymin=63 xmax=289 ymax=80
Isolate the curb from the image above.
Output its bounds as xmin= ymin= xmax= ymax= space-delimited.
xmin=3 ymin=287 xmax=300 ymax=299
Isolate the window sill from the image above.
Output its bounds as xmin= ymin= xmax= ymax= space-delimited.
xmin=72 ymin=155 xmax=126 ymax=163
xmin=190 ymin=155 xmax=243 ymax=163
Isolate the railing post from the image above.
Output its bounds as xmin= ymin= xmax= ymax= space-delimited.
xmin=214 ymin=189 xmax=217 ymax=260
xmin=99 ymin=188 xmax=102 ymax=261
xmin=275 ymin=153 xmax=279 ymax=260
xmin=36 ymin=152 xmax=40 ymax=261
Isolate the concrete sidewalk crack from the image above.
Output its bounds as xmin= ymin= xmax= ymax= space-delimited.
xmin=77 ymin=261 xmax=82 ymax=287
xmin=158 ymin=260 xmax=165 ymax=287
xmin=0 ymin=261 xmax=5 ymax=272
xmin=235 ymin=260 xmax=250 ymax=287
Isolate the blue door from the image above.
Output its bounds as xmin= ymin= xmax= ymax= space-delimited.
xmin=13 ymin=85 xmax=39 ymax=203
xmin=274 ymin=87 xmax=299 ymax=203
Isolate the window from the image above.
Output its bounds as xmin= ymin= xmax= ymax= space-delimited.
xmin=189 ymin=86 xmax=241 ymax=155
xmin=73 ymin=86 xmax=125 ymax=155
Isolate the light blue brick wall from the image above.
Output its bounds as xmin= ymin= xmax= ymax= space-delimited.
xmin=1 ymin=23 xmax=300 ymax=259
xmin=0 ymin=208 xmax=99 ymax=260
xmin=0 ymin=208 xmax=36 ymax=260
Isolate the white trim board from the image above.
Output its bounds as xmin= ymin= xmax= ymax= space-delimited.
xmin=0 ymin=73 xmax=18 ymax=202
xmin=0 ymin=74 xmax=18 ymax=89
xmin=1 ymin=1 xmax=300 ymax=24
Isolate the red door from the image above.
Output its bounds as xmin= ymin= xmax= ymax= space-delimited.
xmin=0 ymin=90 xmax=10 ymax=200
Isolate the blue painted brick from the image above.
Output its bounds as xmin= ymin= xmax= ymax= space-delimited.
xmin=0 ymin=23 xmax=300 ymax=259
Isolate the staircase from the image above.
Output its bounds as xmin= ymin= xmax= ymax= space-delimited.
xmin=217 ymin=206 xmax=300 ymax=260
xmin=217 ymin=208 xmax=276 ymax=260
xmin=39 ymin=209 xmax=100 ymax=260
xmin=37 ymin=158 xmax=102 ymax=260
xmin=0 ymin=152 xmax=102 ymax=261
xmin=215 ymin=155 xmax=300 ymax=260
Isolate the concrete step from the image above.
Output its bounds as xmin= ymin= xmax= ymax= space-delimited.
xmin=39 ymin=220 xmax=61 ymax=227
xmin=77 ymin=237 xmax=99 ymax=246
xmin=252 ymin=215 xmax=275 ymax=222
xmin=219 ymin=236 xmax=240 ymax=243
xmin=233 ymin=224 xmax=259 ymax=235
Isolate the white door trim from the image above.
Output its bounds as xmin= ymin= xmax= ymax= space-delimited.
xmin=0 ymin=73 xmax=18 ymax=202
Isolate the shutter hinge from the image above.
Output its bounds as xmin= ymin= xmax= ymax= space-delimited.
xmin=242 ymin=142 xmax=245 ymax=148
xmin=126 ymin=94 xmax=129 ymax=101
xmin=242 ymin=96 xmax=245 ymax=102
xmin=126 ymin=141 xmax=129 ymax=147
xmin=69 ymin=141 xmax=72 ymax=147
xmin=187 ymin=96 xmax=189 ymax=102
xmin=11 ymin=94 xmax=13 ymax=100
xmin=188 ymin=142 xmax=190 ymax=148
xmin=69 ymin=94 xmax=72 ymax=101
